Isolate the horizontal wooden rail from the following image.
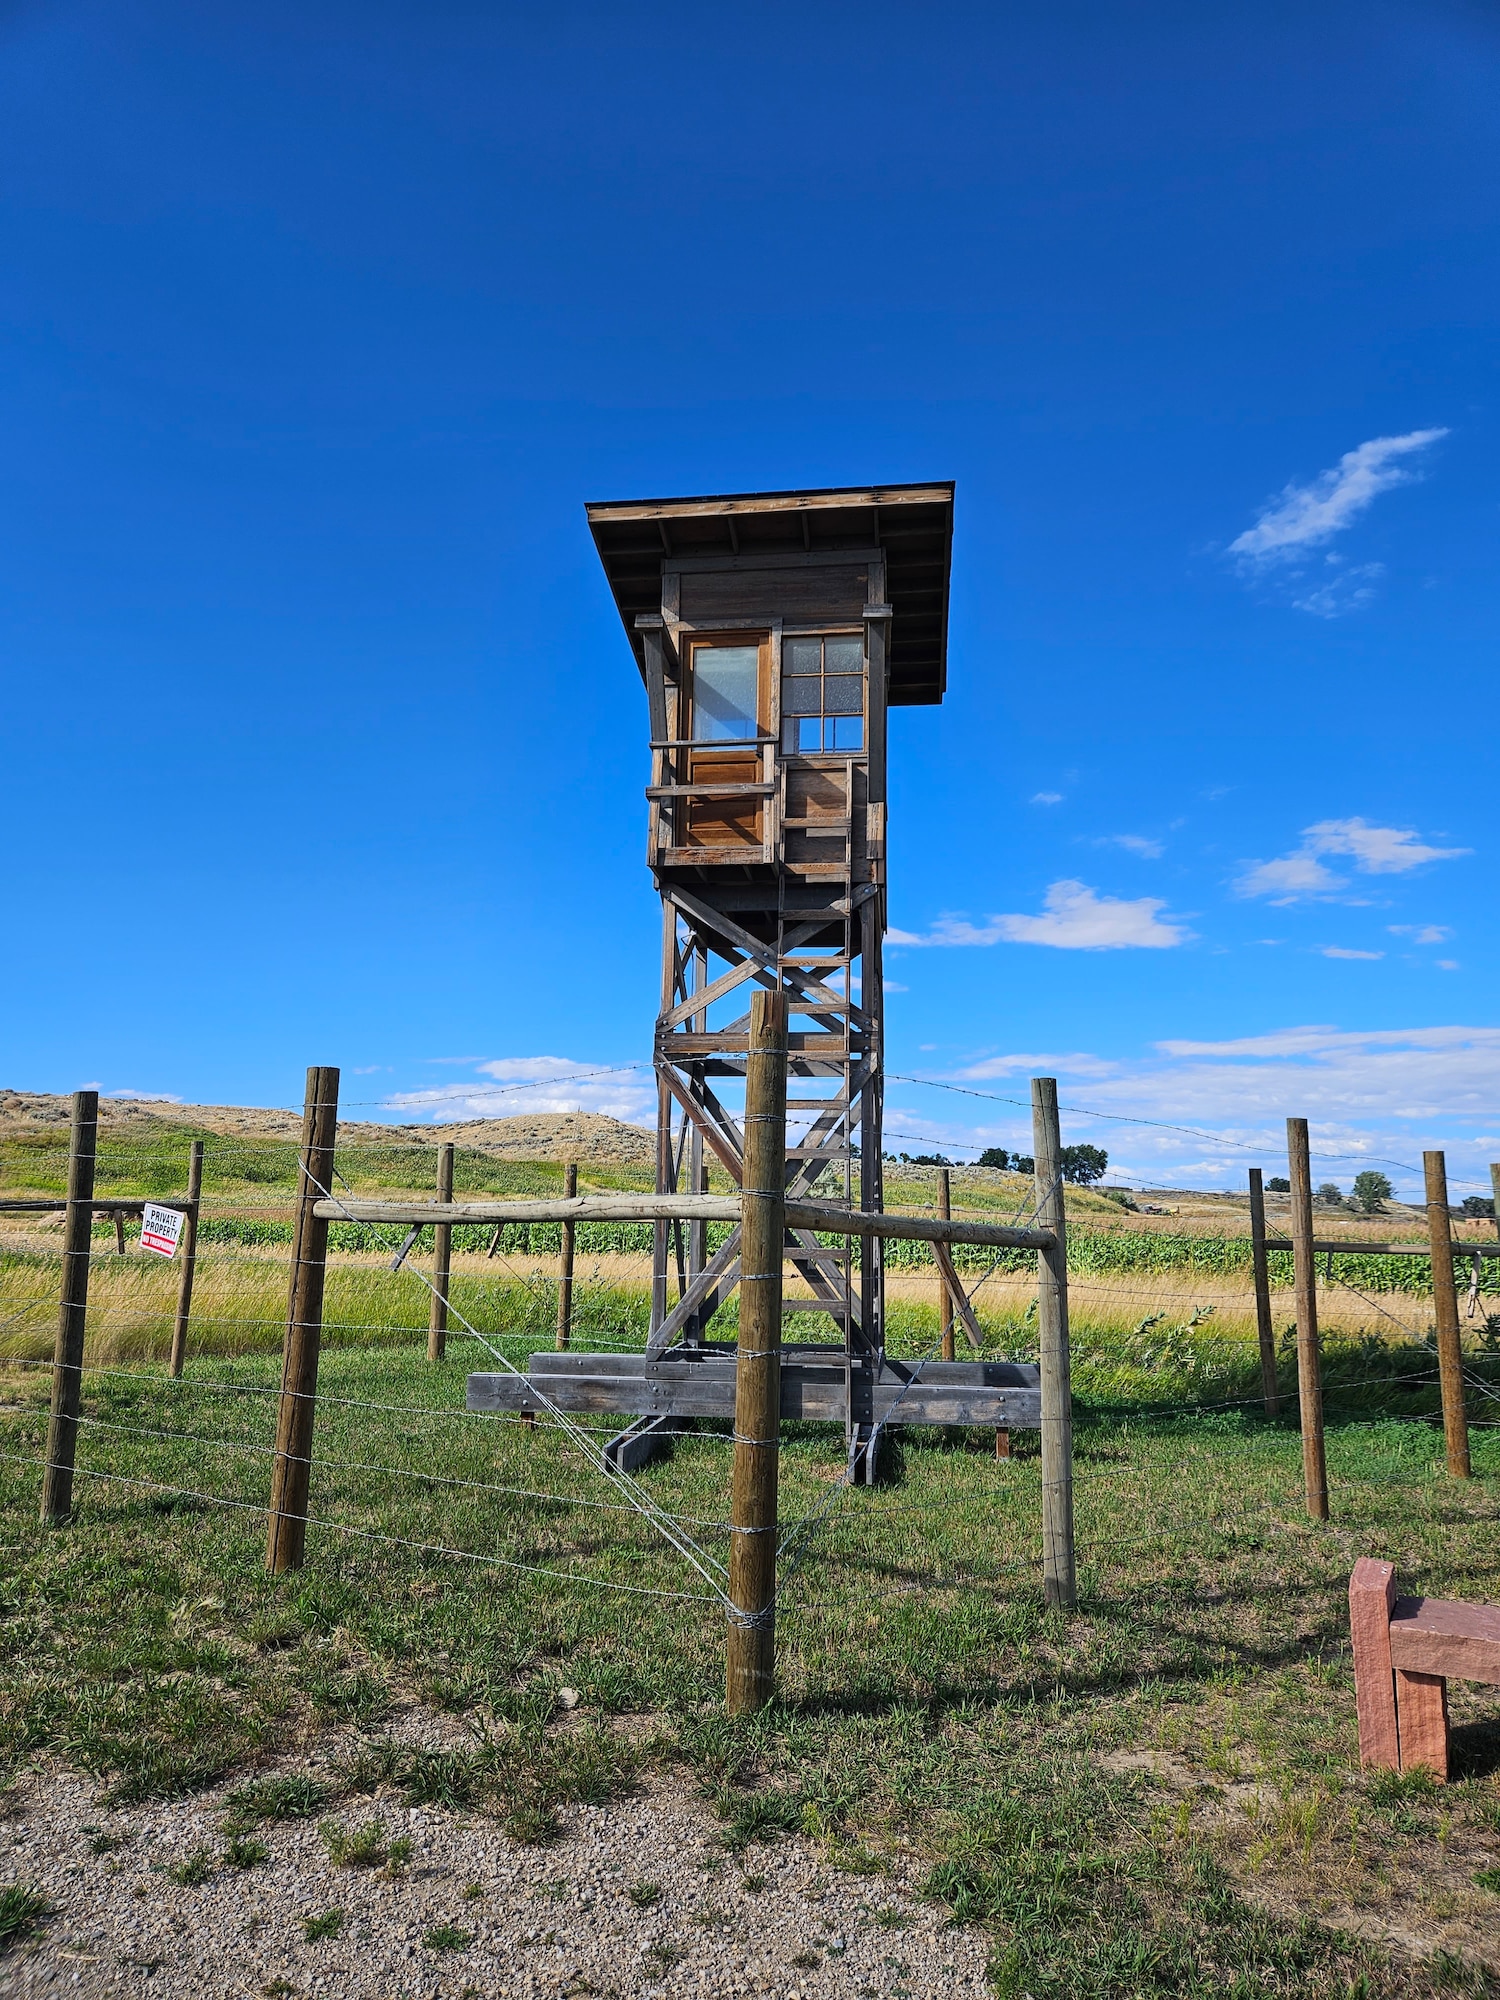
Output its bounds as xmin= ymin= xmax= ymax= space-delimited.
xmin=312 ymin=1193 xmax=1056 ymax=1250
xmin=645 ymin=783 xmax=777 ymax=800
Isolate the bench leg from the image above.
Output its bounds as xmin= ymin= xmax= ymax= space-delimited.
xmin=1349 ymin=1558 xmax=1400 ymax=1770
xmin=1395 ymin=1669 xmax=1449 ymax=1781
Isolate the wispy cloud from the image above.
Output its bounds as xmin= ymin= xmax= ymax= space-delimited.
xmin=105 ymin=1089 xmax=183 ymax=1102
xmin=1229 ymin=429 xmax=1448 ymax=564
xmin=1390 ymin=924 xmax=1451 ymax=945
xmin=1322 ymin=946 xmax=1383 ymax=961
xmin=1030 ymin=791 xmax=1063 ymax=806
xmin=894 ymin=1024 xmax=1500 ymax=1194
xmin=1292 ymin=560 xmax=1385 ymax=620
xmin=889 ymin=880 xmax=1190 ymax=952
xmin=1235 ymin=818 xmax=1469 ymax=903
xmin=386 ymin=1056 xmax=654 ymax=1126
xmin=1098 ymin=834 xmax=1164 ymax=859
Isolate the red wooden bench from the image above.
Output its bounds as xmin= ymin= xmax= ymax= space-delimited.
xmin=1349 ymin=1558 xmax=1500 ymax=1781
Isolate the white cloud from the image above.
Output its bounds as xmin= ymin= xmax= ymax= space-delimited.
xmin=1030 ymin=791 xmax=1063 ymax=806
xmin=1234 ymin=853 xmax=1346 ymax=902
xmin=890 ymin=880 xmax=1190 ymax=952
xmin=1236 ymin=817 xmax=1469 ymax=902
xmin=903 ymin=1023 xmax=1500 ymax=1195
xmin=105 ymin=1089 xmax=183 ymax=1102
xmin=1321 ymin=946 xmax=1384 ymax=960
xmin=1099 ymin=834 xmax=1164 ymax=859
xmin=883 ymin=979 xmax=909 ymax=993
xmin=1390 ymin=924 xmax=1451 ymax=945
xmin=1229 ymin=429 xmax=1448 ymax=564
xmin=1307 ymin=818 xmax=1468 ymax=873
xmin=1437 ymin=960 xmax=1461 ymax=972
xmin=386 ymin=1056 xmax=655 ymax=1126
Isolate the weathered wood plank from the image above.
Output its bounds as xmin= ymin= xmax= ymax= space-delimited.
xmin=1389 ymin=1595 xmax=1500 ymax=1686
xmin=467 ymin=1362 xmax=1042 ymax=1428
xmin=313 ymin=1190 xmax=1056 ymax=1251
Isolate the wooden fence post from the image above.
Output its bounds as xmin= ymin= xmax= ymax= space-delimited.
xmin=556 ymin=1161 xmax=577 ymax=1350
xmin=168 ymin=1139 xmax=204 ymax=1379
xmin=113 ymin=1211 xmax=126 ymax=1255
xmin=937 ymin=1165 xmax=955 ymax=1362
xmin=428 ymin=1141 xmax=455 ymax=1363
xmin=40 ymin=1091 xmax=99 ymax=1525
xmin=1032 ymin=1077 xmax=1076 ymax=1610
xmin=1248 ymin=1168 xmax=1279 ymax=1419
xmin=267 ymin=1067 xmax=339 ymax=1574
xmin=1287 ymin=1117 xmax=1329 ymax=1521
xmin=726 ymin=989 xmax=787 ymax=1714
xmin=1424 ymin=1150 xmax=1471 ymax=1479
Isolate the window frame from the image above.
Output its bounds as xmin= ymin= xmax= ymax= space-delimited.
xmin=779 ymin=628 xmax=867 ymax=758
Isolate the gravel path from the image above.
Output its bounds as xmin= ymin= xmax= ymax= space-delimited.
xmin=0 ymin=1763 xmax=988 ymax=1998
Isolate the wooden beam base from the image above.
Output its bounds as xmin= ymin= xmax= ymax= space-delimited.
xmin=469 ymin=1350 xmax=1041 ymax=1429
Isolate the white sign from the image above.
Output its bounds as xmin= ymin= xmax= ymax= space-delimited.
xmin=140 ymin=1204 xmax=187 ymax=1258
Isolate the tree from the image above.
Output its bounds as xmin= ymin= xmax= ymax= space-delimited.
xmin=978 ymin=1147 xmax=1010 ymax=1171
xmin=1461 ymin=1194 xmax=1494 ymax=1219
xmin=1265 ymin=1176 xmax=1290 ymax=1194
xmin=1352 ymin=1170 xmax=1393 ymax=1215
xmin=1315 ymin=1181 xmax=1344 ymax=1205
xmin=1059 ymin=1143 xmax=1108 ymax=1185
xmin=1013 ymin=1154 xmax=1035 ymax=1176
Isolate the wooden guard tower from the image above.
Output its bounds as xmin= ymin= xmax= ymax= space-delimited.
xmin=586 ymin=482 xmax=954 ymax=1477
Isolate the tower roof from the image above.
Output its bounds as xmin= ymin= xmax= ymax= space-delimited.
xmin=586 ymin=481 xmax=954 ymax=706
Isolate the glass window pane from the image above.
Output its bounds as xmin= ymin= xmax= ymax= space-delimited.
xmin=823 ymin=674 xmax=863 ymax=714
xmin=692 ymin=645 xmax=759 ymax=741
xmin=782 ymin=717 xmax=801 ymax=753
xmin=782 ymin=675 xmax=822 ymax=715
xmin=795 ymin=716 xmax=822 ymax=752
xmin=829 ymin=714 xmax=863 ymax=751
xmin=785 ymin=637 xmax=822 ymax=675
xmin=823 ymin=635 xmax=864 ymax=674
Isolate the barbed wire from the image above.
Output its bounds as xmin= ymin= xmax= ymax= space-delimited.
xmin=0 ymin=1446 xmax=721 ymax=1605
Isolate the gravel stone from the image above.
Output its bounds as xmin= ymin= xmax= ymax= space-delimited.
xmin=0 ymin=1761 xmax=988 ymax=1997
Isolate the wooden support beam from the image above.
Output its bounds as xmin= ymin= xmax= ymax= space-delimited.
xmin=556 ymin=1162 xmax=577 ymax=1350
xmin=428 ymin=1142 xmax=454 ymax=1363
xmin=1248 ymin=1168 xmax=1279 ymax=1419
xmin=1287 ymin=1117 xmax=1328 ymax=1522
xmin=266 ymin=1067 xmax=339 ymax=1575
xmin=937 ymin=1167 xmax=954 ymax=1362
xmin=726 ymin=990 xmax=786 ymax=1716
xmin=168 ymin=1140 xmax=205 ymax=1379
xmin=1032 ymin=1079 xmax=1075 ymax=1610
xmin=40 ymin=1092 xmax=99 ymax=1526
xmin=1425 ymin=1149 xmax=1471 ymax=1479
xmin=931 ymin=1236 xmax=983 ymax=1352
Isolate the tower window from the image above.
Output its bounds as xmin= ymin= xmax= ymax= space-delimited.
xmin=781 ymin=634 xmax=865 ymax=753
xmin=690 ymin=644 xmax=761 ymax=742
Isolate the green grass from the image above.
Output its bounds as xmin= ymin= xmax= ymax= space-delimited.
xmin=0 ymin=1882 xmax=50 ymax=1949
xmin=1 ymin=1325 xmax=1498 ymax=1993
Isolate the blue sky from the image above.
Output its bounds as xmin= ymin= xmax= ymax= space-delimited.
xmin=3 ymin=1 xmax=1498 ymax=1197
